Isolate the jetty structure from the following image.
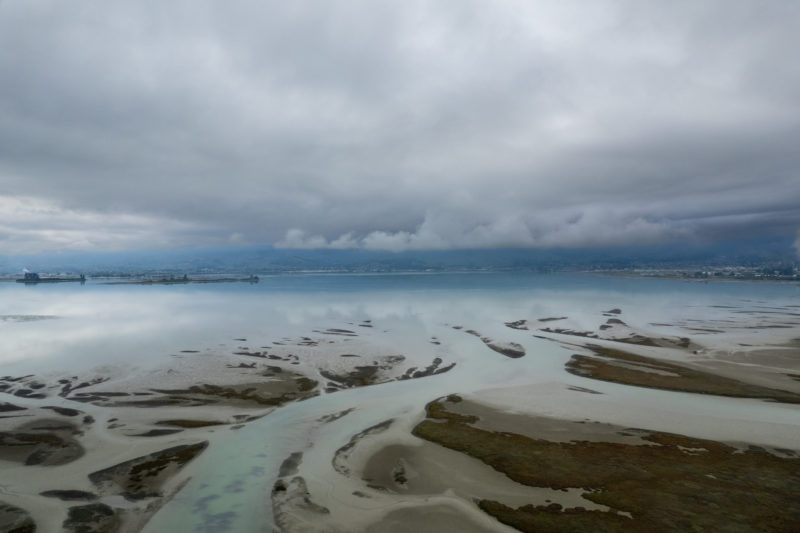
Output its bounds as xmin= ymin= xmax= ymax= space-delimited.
xmin=103 ymin=274 xmax=259 ymax=285
xmin=16 ymin=272 xmax=86 ymax=284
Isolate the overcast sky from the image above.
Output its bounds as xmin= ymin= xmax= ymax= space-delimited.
xmin=1 ymin=0 xmax=798 ymax=255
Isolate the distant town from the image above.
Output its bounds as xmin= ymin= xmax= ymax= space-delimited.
xmin=1 ymin=265 xmax=798 ymax=284
xmin=594 ymin=265 xmax=800 ymax=282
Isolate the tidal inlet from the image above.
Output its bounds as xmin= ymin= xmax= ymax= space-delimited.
xmin=0 ymin=275 xmax=798 ymax=532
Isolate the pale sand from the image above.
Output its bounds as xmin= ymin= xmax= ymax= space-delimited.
xmin=343 ymin=308 xmax=800 ymax=531
xmin=436 ymin=400 xmax=651 ymax=445
xmin=1 ymin=325 xmax=460 ymax=531
xmin=350 ymin=387 xmax=799 ymax=531
xmin=0 ymin=407 xmax=217 ymax=531
xmin=534 ymin=311 xmax=800 ymax=397
xmin=0 ymin=347 xmax=316 ymax=531
xmin=3 ymin=301 xmax=800 ymax=531
xmin=363 ymin=442 xmax=612 ymax=509
xmin=465 ymin=380 xmax=800 ymax=450
xmin=363 ymin=500 xmax=515 ymax=533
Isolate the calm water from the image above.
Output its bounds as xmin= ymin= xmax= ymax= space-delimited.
xmin=3 ymin=272 xmax=797 ymax=373
xmin=1 ymin=273 xmax=799 ymax=531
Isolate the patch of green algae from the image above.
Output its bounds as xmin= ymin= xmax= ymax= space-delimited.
xmin=413 ymin=398 xmax=800 ymax=532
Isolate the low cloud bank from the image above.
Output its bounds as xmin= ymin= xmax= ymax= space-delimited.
xmin=276 ymin=209 xmax=692 ymax=252
xmin=1 ymin=2 xmax=799 ymax=256
xmin=794 ymin=229 xmax=800 ymax=258
xmin=0 ymin=196 xmax=201 ymax=255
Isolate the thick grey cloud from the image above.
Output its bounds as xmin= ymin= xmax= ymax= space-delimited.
xmin=0 ymin=0 xmax=798 ymax=254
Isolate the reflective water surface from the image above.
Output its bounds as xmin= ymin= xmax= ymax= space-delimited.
xmin=1 ymin=273 xmax=798 ymax=531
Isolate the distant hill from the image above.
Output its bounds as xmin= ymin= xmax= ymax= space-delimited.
xmin=0 ymin=234 xmax=796 ymax=276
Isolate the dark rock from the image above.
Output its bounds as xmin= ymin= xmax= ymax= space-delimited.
xmin=278 ymin=452 xmax=303 ymax=477
xmin=89 ymin=441 xmax=208 ymax=498
xmin=0 ymin=403 xmax=26 ymax=413
xmin=0 ymin=502 xmax=36 ymax=533
xmin=63 ymin=503 xmax=117 ymax=533
xmin=40 ymin=490 xmax=98 ymax=501
xmin=42 ymin=406 xmax=81 ymax=417
xmin=129 ymin=429 xmax=183 ymax=437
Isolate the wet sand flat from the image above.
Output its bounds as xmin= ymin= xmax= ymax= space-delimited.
xmin=2 ymin=283 xmax=800 ymax=532
xmin=409 ymin=396 xmax=800 ymax=532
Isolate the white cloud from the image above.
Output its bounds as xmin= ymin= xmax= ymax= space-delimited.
xmin=275 ymin=229 xmax=339 ymax=250
xmin=361 ymin=231 xmax=418 ymax=252
xmin=228 ymin=232 xmax=247 ymax=245
xmin=0 ymin=1 xmax=798 ymax=254
xmin=329 ymin=233 xmax=360 ymax=249
xmin=0 ymin=195 xmax=204 ymax=255
xmin=276 ymin=207 xmax=691 ymax=252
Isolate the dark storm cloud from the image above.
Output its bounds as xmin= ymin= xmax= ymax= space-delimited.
xmin=0 ymin=0 xmax=798 ymax=253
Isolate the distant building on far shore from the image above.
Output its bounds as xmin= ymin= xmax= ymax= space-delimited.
xmin=16 ymin=272 xmax=85 ymax=284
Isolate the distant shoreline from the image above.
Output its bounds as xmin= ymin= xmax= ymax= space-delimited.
xmin=0 ymin=269 xmax=798 ymax=286
xmin=586 ymin=269 xmax=800 ymax=284
xmin=102 ymin=276 xmax=259 ymax=285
